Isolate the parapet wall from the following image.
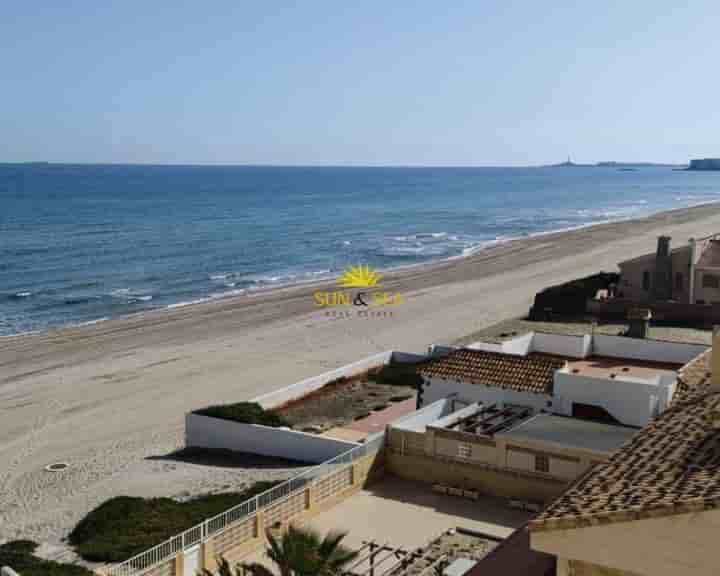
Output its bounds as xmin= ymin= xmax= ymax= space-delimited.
xmin=185 ymin=413 xmax=358 ymax=463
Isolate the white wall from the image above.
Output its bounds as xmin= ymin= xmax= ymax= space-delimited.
xmin=591 ymin=334 xmax=707 ymax=364
xmin=253 ymin=350 xmax=395 ymax=409
xmin=253 ymin=350 xmax=431 ymax=410
xmin=391 ymin=398 xmax=453 ymax=432
xmin=465 ymin=341 xmax=503 ymax=353
xmin=467 ymin=332 xmax=707 ymax=365
xmin=186 ymin=413 xmax=358 ymax=463
xmin=531 ymin=332 xmax=589 ymax=358
xmin=554 ymin=371 xmax=662 ymax=427
xmin=502 ymin=332 xmax=534 ymax=355
xmin=422 ymin=377 xmax=554 ymax=413
xmin=468 ymin=332 xmax=588 ymax=358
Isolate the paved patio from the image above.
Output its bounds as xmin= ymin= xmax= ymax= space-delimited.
xmin=241 ymin=476 xmax=531 ymax=571
xmin=323 ymin=398 xmax=418 ymax=442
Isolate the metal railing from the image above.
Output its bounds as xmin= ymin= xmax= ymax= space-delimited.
xmin=105 ymin=434 xmax=385 ymax=576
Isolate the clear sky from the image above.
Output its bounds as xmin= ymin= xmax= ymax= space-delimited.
xmin=1 ymin=1 xmax=718 ymax=166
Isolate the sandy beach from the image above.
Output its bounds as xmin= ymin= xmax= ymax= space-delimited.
xmin=2 ymin=202 xmax=720 ymax=546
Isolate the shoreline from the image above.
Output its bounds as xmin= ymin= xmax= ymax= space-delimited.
xmin=3 ymin=200 xmax=720 ymax=544
xmin=3 ymin=199 xmax=720 ymax=343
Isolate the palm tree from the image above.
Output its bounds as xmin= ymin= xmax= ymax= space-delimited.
xmin=200 ymin=557 xmax=245 ymax=576
xmin=217 ymin=525 xmax=357 ymax=576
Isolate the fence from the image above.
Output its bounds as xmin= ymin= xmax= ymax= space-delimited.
xmin=104 ymin=433 xmax=385 ymax=576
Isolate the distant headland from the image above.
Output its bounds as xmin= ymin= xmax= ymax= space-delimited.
xmin=687 ymin=158 xmax=720 ymax=171
xmin=545 ymin=157 xmax=684 ymax=169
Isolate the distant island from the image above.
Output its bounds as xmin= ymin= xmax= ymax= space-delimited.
xmin=595 ymin=161 xmax=683 ymax=168
xmin=687 ymin=158 xmax=720 ymax=171
xmin=545 ymin=157 xmax=684 ymax=169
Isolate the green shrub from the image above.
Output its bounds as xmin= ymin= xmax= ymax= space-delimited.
xmin=0 ymin=540 xmax=92 ymax=576
xmin=368 ymin=363 xmax=423 ymax=388
xmin=194 ymin=402 xmax=290 ymax=428
xmin=69 ymin=482 xmax=279 ymax=562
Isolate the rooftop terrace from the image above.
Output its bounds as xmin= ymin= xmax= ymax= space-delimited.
xmin=496 ymin=413 xmax=639 ymax=455
xmin=563 ymin=356 xmax=680 ymax=381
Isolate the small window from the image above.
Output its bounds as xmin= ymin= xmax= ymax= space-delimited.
xmin=642 ymin=270 xmax=650 ymax=291
xmin=703 ymin=274 xmax=719 ymax=289
xmin=535 ymin=454 xmax=549 ymax=473
xmin=457 ymin=443 xmax=472 ymax=459
xmin=675 ymin=272 xmax=683 ymax=290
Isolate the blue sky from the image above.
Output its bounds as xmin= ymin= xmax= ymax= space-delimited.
xmin=1 ymin=1 xmax=718 ymax=165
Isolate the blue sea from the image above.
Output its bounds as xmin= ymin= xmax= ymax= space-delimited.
xmin=1 ymin=164 xmax=719 ymax=336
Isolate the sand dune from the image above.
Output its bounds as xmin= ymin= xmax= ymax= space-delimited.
xmin=2 ymin=202 xmax=720 ymax=544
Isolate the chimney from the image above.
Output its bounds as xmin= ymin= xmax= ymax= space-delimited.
xmin=653 ymin=236 xmax=672 ymax=301
xmin=627 ymin=308 xmax=651 ymax=339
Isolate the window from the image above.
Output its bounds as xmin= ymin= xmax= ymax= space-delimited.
xmin=535 ymin=454 xmax=549 ymax=473
xmin=642 ymin=270 xmax=650 ymax=291
xmin=457 ymin=442 xmax=472 ymax=460
xmin=675 ymin=272 xmax=683 ymax=290
xmin=703 ymin=274 xmax=719 ymax=289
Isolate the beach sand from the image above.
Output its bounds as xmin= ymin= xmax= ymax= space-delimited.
xmin=2 ymin=202 xmax=720 ymax=545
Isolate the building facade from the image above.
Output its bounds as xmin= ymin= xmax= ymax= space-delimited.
xmin=618 ymin=234 xmax=720 ymax=304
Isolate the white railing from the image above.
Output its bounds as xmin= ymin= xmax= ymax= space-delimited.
xmin=105 ymin=434 xmax=385 ymax=576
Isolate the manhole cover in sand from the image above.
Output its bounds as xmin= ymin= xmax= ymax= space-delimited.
xmin=45 ymin=462 xmax=69 ymax=472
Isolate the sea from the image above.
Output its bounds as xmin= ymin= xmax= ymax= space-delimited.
xmin=1 ymin=163 xmax=719 ymax=336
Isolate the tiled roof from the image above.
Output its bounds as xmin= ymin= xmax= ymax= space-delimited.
xmin=674 ymin=349 xmax=713 ymax=403
xmin=530 ymin=350 xmax=720 ymax=532
xmin=419 ymin=349 xmax=565 ymax=395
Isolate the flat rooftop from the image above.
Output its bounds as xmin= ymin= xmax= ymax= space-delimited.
xmin=564 ymin=356 xmax=680 ymax=381
xmin=496 ymin=413 xmax=639 ymax=455
xmin=441 ymin=404 xmax=533 ymax=437
xmin=454 ymin=318 xmax=712 ymax=347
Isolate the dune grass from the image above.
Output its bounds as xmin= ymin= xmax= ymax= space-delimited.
xmin=69 ymin=482 xmax=279 ymax=563
xmin=0 ymin=540 xmax=93 ymax=576
xmin=193 ymin=401 xmax=290 ymax=428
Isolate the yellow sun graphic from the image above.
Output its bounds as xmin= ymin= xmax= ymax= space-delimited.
xmin=337 ymin=264 xmax=383 ymax=288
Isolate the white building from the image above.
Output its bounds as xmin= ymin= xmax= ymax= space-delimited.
xmin=419 ymin=332 xmax=707 ymax=427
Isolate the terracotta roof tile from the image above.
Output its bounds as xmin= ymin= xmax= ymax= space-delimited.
xmin=529 ymin=350 xmax=720 ymax=532
xmin=419 ymin=349 xmax=565 ymax=395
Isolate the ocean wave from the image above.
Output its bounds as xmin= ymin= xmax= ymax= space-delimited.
xmin=673 ymin=194 xmax=719 ymax=202
xmin=380 ymin=231 xmax=483 ymax=259
xmin=131 ymin=295 xmax=153 ymax=302
xmin=72 ymin=317 xmax=110 ymax=327
xmin=109 ymin=288 xmax=153 ymax=303
xmin=166 ymin=298 xmax=207 ymax=309
xmin=242 ymin=268 xmax=333 ymax=289
xmin=392 ymin=232 xmax=448 ymax=242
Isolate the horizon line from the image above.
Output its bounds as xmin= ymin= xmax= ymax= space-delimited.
xmin=0 ymin=160 xmax=690 ymax=169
